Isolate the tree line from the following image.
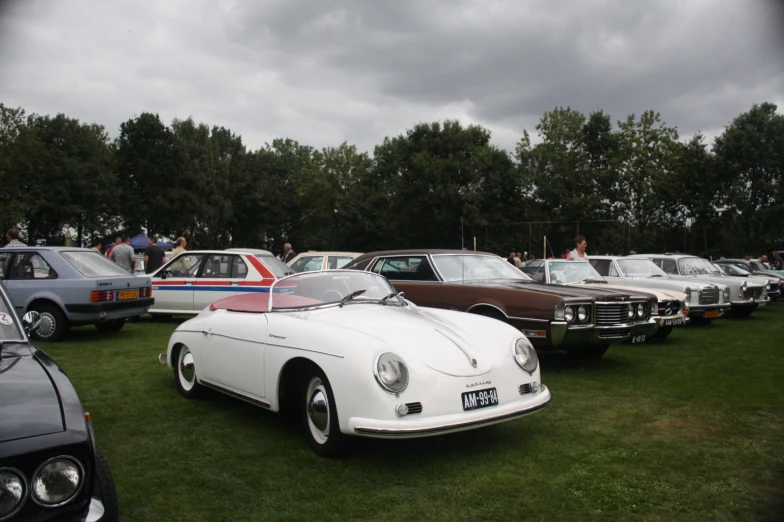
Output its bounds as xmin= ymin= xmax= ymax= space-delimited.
xmin=0 ymin=101 xmax=782 ymax=258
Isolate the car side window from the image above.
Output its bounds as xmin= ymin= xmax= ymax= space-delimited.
xmin=590 ymin=259 xmax=611 ymax=276
xmin=231 ymin=256 xmax=248 ymax=278
xmin=291 ymin=256 xmax=325 ymax=273
xmin=608 ymin=263 xmax=620 ymax=277
xmin=0 ymin=252 xmax=13 ymax=279
xmin=8 ymin=253 xmax=57 ymax=280
xmin=198 ymin=254 xmax=232 ymax=278
xmin=165 ymin=254 xmax=204 ymax=277
xmin=660 ymin=259 xmax=677 ymax=274
xmin=372 ymin=256 xmax=437 ymax=281
xmin=327 ymin=256 xmax=354 ymax=269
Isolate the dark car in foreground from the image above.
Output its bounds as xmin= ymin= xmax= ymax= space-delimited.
xmin=0 ymin=282 xmax=117 ymax=521
xmin=0 ymin=247 xmax=154 ymax=341
xmin=345 ymin=250 xmax=658 ymax=359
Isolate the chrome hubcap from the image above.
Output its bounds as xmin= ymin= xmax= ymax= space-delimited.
xmin=306 ymin=377 xmax=330 ymax=444
xmin=36 ymin=312 xmax=56 ymax=338
xmin=179 ymin=348 xmax=195 ymax=390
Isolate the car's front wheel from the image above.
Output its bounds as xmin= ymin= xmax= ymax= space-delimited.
xmin=175 ymin=345 xmax=205 ymax=398
xmin=93 ymin=449 xmax=119 ymax=522
xmin=95 ymin=319 xmax=126 ymax=332
xmin=566 ymin=344 xmax=609 ymax=360
xmin=29 ymin=302 xmax=68 ymax=342
xmin=303 ymin=369 xmax=346 ymax=457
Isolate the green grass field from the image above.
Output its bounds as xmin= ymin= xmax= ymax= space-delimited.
xmin=42 ymin=307 xmax=784 ymax=522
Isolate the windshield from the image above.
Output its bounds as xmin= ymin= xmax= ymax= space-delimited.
xmin=256 ymin=255 xmax=295 ymax=278
xmin=0 ymin=283 xmax=23 ymax=340
xmin=678 ymin=257 xmax=711 ymax=275
xmin=548 ymin=261 xmax=604 ymax=284
xmin=61 ymin=251 xmax=134 ymax=277
xmin=750 ymin=260 xmax=767 ymax=271
xmin=269 ymin=271 xmax=400 ymax=310
xmin=719 ymin=263 xmax=750 ymax=276
xmin=616 ymin=259 xmax=668 ymax=277
xmin=431 ymin=255 xmax=531 ymax=282
xmin=698 ymin=259 xmax=723 ymax=275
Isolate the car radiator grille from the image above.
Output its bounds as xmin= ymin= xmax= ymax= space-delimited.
xmin=659 ymin=300 xmax=681 ymax=317
xmin=768 ymin=283 xmax=779 ymax=293
xmin=405 ymin=402 xmax=423 ymax=414
xmin=699 ymin=287 xmax=719 ymax=304
xmin=743 ymin=287 xmax=762 ymax=299
xmin=598 ymin=328 xmax=629 ymax=339
xmin=596 ymin=303 xmax=629 ymax=325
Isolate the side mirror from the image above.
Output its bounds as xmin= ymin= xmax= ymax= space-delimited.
xmin=22 ymin=311 xmax=42 ymax=335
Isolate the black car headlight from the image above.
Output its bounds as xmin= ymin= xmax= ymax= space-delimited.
xmin=513 ymin=338 xmax=538 ymax=373
xmin=577 ymin=305 xmax=589 ymax=323
xmin=564 ymin=306 xmax=575 ymax=323
xmin=636 ymin=303 xmax=645 ymax=318
xmin=31 ymin=457 xmax=83 ymax=507
xmin=374 ymin=353 xmax=409 ymax=393
xmin=627 ymin=305 xmax=635 ymax=319
xmin=0 ymin=468 xmax=27 ymax=519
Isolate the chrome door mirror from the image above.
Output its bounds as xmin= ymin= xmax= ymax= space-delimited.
xmin=22 ymin=311 xmax=42 ymax=334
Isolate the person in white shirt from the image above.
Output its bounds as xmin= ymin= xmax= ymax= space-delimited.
xmin=566 ymin=235 xmax=589 ymax=262
xmin=4 ymin=228 xmax=26 ymax=248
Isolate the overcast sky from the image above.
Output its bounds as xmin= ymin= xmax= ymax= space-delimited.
xmin=1 ymin=0 xmax=782 ymax=154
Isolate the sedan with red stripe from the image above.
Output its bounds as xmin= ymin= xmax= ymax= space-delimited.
xmin=149 ymin=249 xmax=294 ymax=315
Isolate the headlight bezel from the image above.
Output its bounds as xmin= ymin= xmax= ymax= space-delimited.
xmin=577 ymin=305 xmax=589 ymax=322
xmin=373 ymin=352 xmax=410 ymax=394
xmin=636 ymin=303 xmax=645 ymax=318
xmin=651 ymin=302 xmax=659 ymax=315
xmin=0 ymin=467 xmax=28 ymax=520
xmin=513 ymin=338 xmax=539 ymax=373
xmin=30 ymin=456 xmax=84 ymax=508
xmin=627 ymin=304 xmax=635 ymax=319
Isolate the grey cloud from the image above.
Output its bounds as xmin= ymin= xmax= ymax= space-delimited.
xmin=0 ymin=0 xmax=782 ymax=154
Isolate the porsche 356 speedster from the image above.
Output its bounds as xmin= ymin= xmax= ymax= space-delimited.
xmin=158 ymin=270 xmax=550 ymax=456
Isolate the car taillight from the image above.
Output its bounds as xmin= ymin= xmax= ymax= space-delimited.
xmin=90 ymin=290 xmax=114 ymax=302
xmin=140 ymin=287 xmax=152 ymax=297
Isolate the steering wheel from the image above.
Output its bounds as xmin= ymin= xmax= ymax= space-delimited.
xmin=322 ymin=290 xmax=344 ymax=302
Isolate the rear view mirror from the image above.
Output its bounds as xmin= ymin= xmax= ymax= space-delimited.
xmin=22 ymin=311 xmax=42 ymax=335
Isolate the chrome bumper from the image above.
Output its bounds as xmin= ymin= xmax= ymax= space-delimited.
xmin=549 ymin=318 xmax=658 ymax=346
xmin=350 ymin=386 xmax=551 ymax=438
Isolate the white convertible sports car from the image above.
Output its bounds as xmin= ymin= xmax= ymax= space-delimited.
xmin=159 ymin=270 xmax=551 ymax=456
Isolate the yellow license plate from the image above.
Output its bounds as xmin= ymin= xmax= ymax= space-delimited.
xmin=704 ymin=310 xmax=720 ymax=318
xmin=118 ymin=290 xmax=139 ymax=301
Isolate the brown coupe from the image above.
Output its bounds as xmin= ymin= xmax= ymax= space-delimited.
xmin=345 ymin=250 xmax=659 ymax=359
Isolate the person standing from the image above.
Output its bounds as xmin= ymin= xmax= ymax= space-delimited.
xmin=171 ymin=237 xmax=187 ymax=258
xmin=281 ymin=243 xmax=297 ymax=264
xmin=4 ymin=228 xmax=27 ymax=248
xmin=105 ymin=236 xmax=121 ymax=257
xmin=91 ymin=239 xmax=103 ymax=253
xmin=567 ymin=235 xmax=589 ymax=262
xmin=110 ymin=236 xmax=135 ymax=273
xmin=144 ymin=235 xmax=166 ymax=274
xmin=513 ymin=252 xmax=523 ymax=267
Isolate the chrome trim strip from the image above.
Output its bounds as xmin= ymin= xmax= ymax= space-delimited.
xmin=508 ymin=316 xmax=548 ymax=323
xmin=465 ymin=303 xmax=507 ymax=316
xmin=264 ymin=343 xmax=345 ymax=358
xmin=200 ymin=380 xmax=271 ymax=408
xmin=354 ymin=395 xmax=550 ymax=436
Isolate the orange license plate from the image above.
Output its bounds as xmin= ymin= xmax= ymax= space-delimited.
xmin=704 ymin=310 xmax=720 ymax=318
xmin=118 ymin=290 xmax=138 ymax=301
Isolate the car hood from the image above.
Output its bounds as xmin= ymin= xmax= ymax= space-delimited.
xmin=575 ymin=282 xmax=680 ymax=301
xmin=0 ymin=351 xmax=64 ymax=443
xmin=303 ymin=304 xmax=509 ymax=377
xmin=456 ymin=279 xmax=636 ymax=301
xmin=673 ymin=274 xmax=764 ymax=288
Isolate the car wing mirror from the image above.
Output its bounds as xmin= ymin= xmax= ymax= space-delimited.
xmin=22 ymin=311 xmax=42 ymax=335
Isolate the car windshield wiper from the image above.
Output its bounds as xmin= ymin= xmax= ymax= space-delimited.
xmin=379 ymin=291 xmax=403 ymax=305
xmin=339 ymin=289 xmax=366 ymax=307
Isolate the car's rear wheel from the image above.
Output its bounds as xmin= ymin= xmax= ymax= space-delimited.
xmin=95 ymin=319 xmax=126 ymax=332
xmin=652 ymin=325 xmax=674 ymax=339
xmin=175 ymin=345 xmax=205 ymax=398
xmin=29 ymin=302 xmax=67 ymax=342
xmin=566 ymin=344 xmax=609 ymax=360
xmin=93 ymin=449 xmax=119 ymax=522
xmin=303 ymin=369 xmax=346 ymax=457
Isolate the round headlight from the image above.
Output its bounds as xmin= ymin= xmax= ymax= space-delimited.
xmin=0 ymin=469 xmax=27 ymax=519
xmin=31 ymin=457 xmax=83 ymax=507
xmin=636 ymin=303 xmax=645 ymax=318
xmin=513 ymin=338 xmax=538 ymax=373
xmin=577 ymin=305 xmax=589 ymax=322
xmin=374 ymin=352 xmax=409 ymax=393
xmin=627 ymin=305 xmax=635 ymax=319
xmin=564 ymin=306 xmax=575 ymax=323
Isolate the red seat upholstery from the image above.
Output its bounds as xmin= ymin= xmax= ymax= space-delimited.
xmin=210 ymin=293 xmax=323 ymax=313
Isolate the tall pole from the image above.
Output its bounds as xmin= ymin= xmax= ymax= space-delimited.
xmin=473 ymin=236 xmax=476 ymax=251
xmin=543 ymin=236 xmax=546 ymax=260
xmin=461 ymin=216 xmax=464 ymax=250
